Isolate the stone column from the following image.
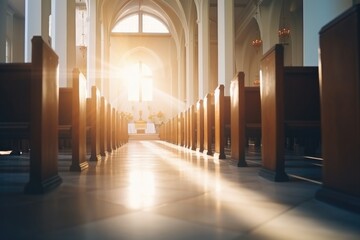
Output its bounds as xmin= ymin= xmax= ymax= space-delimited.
xmin=195 ymin=0 xmax=210 ymax=100
xmin=0 ymin=0 xmax=7 ymax=62
xmin=218 ymin=0 xmax=234 ymax=96
xmin=51 ymin=0 xmax=76 ymax=87
xmin=87 ymin=0 xmax=97 ymax=94
xmin=186 ymin=36 xmax=195 ymax=107
xmin=25 ymin=0 xmax=51 ymax=62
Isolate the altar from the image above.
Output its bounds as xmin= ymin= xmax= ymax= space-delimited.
xmin=128 ymin=121 xmax=156 ymax=134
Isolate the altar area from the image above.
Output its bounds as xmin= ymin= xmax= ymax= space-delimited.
xmin=128 ymin=121 xmax=159 ymax=140
xmin=128 ymin=121 xmax=156 ymax=134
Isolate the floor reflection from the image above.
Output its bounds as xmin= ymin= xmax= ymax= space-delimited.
xmin=127 ymin=170 xmax=155 ymax=209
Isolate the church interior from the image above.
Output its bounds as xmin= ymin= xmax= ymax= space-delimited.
xmin=1 ymin=0 xmax=360 ymax=239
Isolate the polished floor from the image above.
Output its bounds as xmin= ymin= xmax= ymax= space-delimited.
xmin=1 ymin=140 xmax=360 ymax=240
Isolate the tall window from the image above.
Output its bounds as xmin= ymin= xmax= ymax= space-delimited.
xmin=112 ymin=13 xmax=169 ymax=34
xmin=124 ymin=62 xmax=153 ymax=102
xmin=5 ymin=39 xmax=10 ymax=63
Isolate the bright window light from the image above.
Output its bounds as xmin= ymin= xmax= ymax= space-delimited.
xmin=112 ymin=13 xmax=169 ymax=34
xmin=112 ymin=14 xmax=139 ymax=33
xmin=142 ymin=77 xmax=153 ymax=101
xmin=142 ymin=14 xmax=169 ymax=33
xmin=123 ymin=62 xmax=153 ymax=102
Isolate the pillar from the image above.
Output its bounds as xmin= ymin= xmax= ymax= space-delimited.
xmin=195 ymin=0 xmax=210 ymax=100
xmin=87 ymin=0 xmax=97 ymax=94
xmin=25 ymin=0 xmax=51 ymax=62
xmin=186 ymin=36 xmax=195 ymax=107
xmin=218 ymin=0 xmax=234 ymax=96
xmin=51 ymin=0 xmax=76 ymax=87
xmin=0 ymin=0 xmax=7 ymax=62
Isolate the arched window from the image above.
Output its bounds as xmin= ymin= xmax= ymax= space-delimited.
xmin=112 ymin=13 xmax=169 ymax=34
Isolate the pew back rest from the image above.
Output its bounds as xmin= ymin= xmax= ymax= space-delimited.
xmin=224 ymin=96 xmax=231 ymax=125
xmin=245 ymin=87 xmax=261 ymax=124
xmin=59 ymin=88 xmax=73 ymax=125
xmin=0 ymin=63 xmax=32 ymax=122
xmin=284 ymin=67 xmax=320 ymax=121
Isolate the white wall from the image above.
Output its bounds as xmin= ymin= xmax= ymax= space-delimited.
xmin=303 ymin=0 xmax=352 ymax=66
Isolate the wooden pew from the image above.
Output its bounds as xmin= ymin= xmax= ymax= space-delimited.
xmin=184 ymin=108 xmax=189 ymax=148
xmin=178 ymin=112 xmax=184 ymax=146
xmin=316 ymin=4 xmax=360 ymax=212
xmin=0 ymin=63 xmax=31 ymax=152
xmin=0 ymin=36 xmax=62 ymax=193
xmin=203 ymin=93 xmax=214 ymax=155
xmin=173 ymin=116 xmax=178 ymax=145
xmin=58 ymin=68 xmax=89 ymax=171
xmin=230 ymin=72 xmax=261 ymax=167
xmin=196 ymin=100 xmax=204 ymax=152
xmin=119 ymin=112 xmax=126 ymax=146
xmin=106 ymin=103 xmax=112 ymax=154
xmin=87 ymin=86 xmax=102 ymax=161
xmin=111 ymin=108 xmax=116 ymax=150
xmin=214 ymin=85 xmax=230 ymax=159
xmin=259 ymin=44 xmax=320 ymax=182
xmin=189 ymin=104 xmax=197 ymax=150
xmin=100 ymin=96 xmax=108 ymax=157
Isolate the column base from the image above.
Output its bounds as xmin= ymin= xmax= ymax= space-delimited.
xmin=213 ymin=152 xmax=226 ymax=159
xmin=69 ymin=161 xmax=89 ymax=172
xmin=90 ymin=154 xmax=101 ymax=161
xmin=237 ymin=159 xmax=248 ymax=167
xmin=259 ymin=168 xmax=289 ymax=182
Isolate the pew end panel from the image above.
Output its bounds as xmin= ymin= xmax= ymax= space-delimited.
xmin=259 ymin=44 xmax=288 ymax=182
xmin=196 ymin=100 xmax=204 ymax=152
xmin=214 ymin=84 xmax=227 ymax=159
xmin=106 ymin=103 xmax=112 ymax=153
xmin=25 ymin=36 xmax=62 ymax=194
xmin=178 ymin=112 xmax=184 ymax=146
xmin=70 ymin=69 xmax=89 ymax=171
xmin=100 ymin=96 xmax=108 ymax=157
xmin=317 ymin=4 xmax=360 ymax=213
xmin=230 ymin=72 xmax=247 ymax=166
xmin=189 ymin=104 xmax=197 ymax=150
xmin=203 ymin=93 xmax=214 ymax=155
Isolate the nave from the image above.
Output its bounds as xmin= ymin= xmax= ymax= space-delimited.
xmin=1 ymin=140 xmax=359 ymax=240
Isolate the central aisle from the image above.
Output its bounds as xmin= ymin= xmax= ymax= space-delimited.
xmin=1 ymin=140 xmax=360 ymax=239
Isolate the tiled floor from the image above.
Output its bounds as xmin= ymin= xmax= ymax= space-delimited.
xmin=1 ymin=140 xmax=360 ymax=240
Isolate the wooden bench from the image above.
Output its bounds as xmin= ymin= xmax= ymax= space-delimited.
xmin=87 ymin=86 xmax=101 ymax=161
xmin=0 ymin=63 xmax=31 ymax=152
xmin=230 ymin=72 xmax=261 ymax=167
xmin=214 ymin=85 xmax=230 ymax=159
xmin=316 ymin=4 xmax=360 ymax=212
xmin=111 ymin=108 xmax=116 ymax=150
xmin=189 ymin=104 xmax=197 ymax=150
xmin=58 ymin=68 xmax=89 ymax=171
xmin=106 ymin=103 xmax=112 ymax=153
xmin=0 ymin=36 xmax=62 ymax=193
xmin=203 ymin=93 xmax=214 ymax=155
xmin=196 ymin=100 xmax=204 ymax=152
xmin=100 ymin=96 xmax=108 ymax=157
xmin=178 ymin=112 xmax=184 ymax=146
xmin=119 ymin=112 xmax=127 ymax=146
xmin=259 ymin=44 xmax=320 ymax=181
xmin=184 ymin=108 xmax=189 ymax=148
